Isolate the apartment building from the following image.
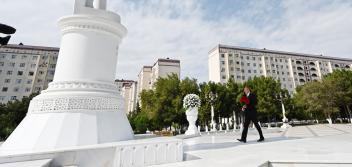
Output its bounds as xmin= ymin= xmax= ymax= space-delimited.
xmin=0 ymin=44 xmax=59 ymax=103
xmin=114 ymin=79 xmax=138 ymax=113
xmin=209 ymin=44 xmax=352 ymax=94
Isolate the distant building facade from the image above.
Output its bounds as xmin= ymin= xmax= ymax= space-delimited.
xmin=209 ymin=44 xmax=352 ymax=94
xmin=137 ymin=58 xmax=180 ymax=94
xmin=114 ymin=79 xmax=137 ymax=114
xmin=0 ymin=44 xmax=59 ymax=103
xmin=137 ymin=58 xmax=180 ymax=101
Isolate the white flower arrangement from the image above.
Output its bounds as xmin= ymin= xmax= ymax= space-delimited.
xmin=183 ymin=94 xmax=201 ymax=109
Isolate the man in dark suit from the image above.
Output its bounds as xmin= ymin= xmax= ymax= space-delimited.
xmin=237 ymin=86 xmax=264 ymax=143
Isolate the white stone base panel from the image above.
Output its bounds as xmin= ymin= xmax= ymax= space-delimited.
xmin=0 ymin=111 xmax=134 ymax=154
xmin=0 ymin=137 xmax=183 ymax=167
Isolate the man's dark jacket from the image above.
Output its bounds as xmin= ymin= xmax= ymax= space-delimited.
xmin=244 ymin=93 xmax=258 ymax=118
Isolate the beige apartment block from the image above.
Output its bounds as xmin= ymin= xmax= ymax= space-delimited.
xmin=137 ymin=58 xmax=180 ymax=95
xmin=209 ymin=44 xmax=352 ymax=94
xmin=0 ymin=44 xmax=59 ymax=103
xmin=114 ymin=79 xmax=137 ymax=114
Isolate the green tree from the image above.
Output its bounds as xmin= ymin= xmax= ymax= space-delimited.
xmin=0 ymin=93 xmax=38 ymax=140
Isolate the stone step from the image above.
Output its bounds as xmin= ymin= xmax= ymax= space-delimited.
xmin=0 ymin=159 xmax=52 ymax=167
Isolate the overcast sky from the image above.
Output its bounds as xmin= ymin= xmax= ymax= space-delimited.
xmin=1 ymin=0 xmax=352 ymax=82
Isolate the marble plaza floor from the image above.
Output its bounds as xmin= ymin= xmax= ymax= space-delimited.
xmin=151 ymin=124 xmax=352 ymax=167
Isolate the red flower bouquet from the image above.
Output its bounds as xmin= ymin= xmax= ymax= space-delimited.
xmin=239 ymin=96 xmax=249 ymax=105
xmin=239 ymin=96 xmax=249 ymax=111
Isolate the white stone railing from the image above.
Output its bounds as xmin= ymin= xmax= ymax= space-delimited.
xmin=0 ymin=137 xmax=183 ymax=167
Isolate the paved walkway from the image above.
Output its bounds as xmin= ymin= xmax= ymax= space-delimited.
xmin=151 ymin=124 xmax=352 ymax=167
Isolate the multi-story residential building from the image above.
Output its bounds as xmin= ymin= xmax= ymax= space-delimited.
xmin=0 ymin=44 xmax=59 ymax=103
xmin=137 ymin=66 xmax=153 ymax=94
xmin=209 ymin=44 xmax=352 ymax=94
xmin=137 ymin=58 xmax=180 ymax=96
xmin=114 ymin=79 xmax=138 ymax=114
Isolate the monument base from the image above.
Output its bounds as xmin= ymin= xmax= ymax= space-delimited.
xmin=0 ymin=110 xmax=133 ymax=154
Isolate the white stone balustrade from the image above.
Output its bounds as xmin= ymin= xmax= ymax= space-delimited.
xmin=0 ymin=137 xmax=183 ymax=167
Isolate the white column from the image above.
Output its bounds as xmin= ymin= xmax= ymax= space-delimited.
xmin=0 ymin=2 xmax=133 ymax=154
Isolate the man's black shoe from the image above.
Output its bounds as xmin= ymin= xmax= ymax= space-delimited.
xmin=257 ymin=138 xmax=265 ymax=142
xmin=237 ymin=139 xmax=246 ymax=143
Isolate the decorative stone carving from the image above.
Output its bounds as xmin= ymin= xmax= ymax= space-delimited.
xmin=28 ymin=96 xmax=122 ymax=114
xmin=42 ymin=81 xmax=119 ymax=93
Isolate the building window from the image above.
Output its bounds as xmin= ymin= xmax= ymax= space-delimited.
xmin=221 ymin=54 xmax=225 ymax=58
xmin=222 ymin=75 xmax=226 ymax=79
xmin=0 ymin=96 xmax=5 ymax=101
xmin=246 ymin=56 xmax=249 ymax=60
xmin=253 ymin=63 xmax=256 ymax=67
xmin=13 ymin=87 xmax=19 ymax=92
xmin=9 ymin=62 xmax=15 ymax=67
xmin=242 ymin=76 xmax=245 ymax=80
xmin=252 ymin=57 xmax=256 ymax=60
xmin=29 ymin=71 xmax=34 ymax=76
xmin=16 ymin=79 xmax=22 ymax=84
xmin=221 ymin=68 xmax=225 ymax=72
xmin=21 ymin=55 xmax=27 ymax=59
xmin=20 ymin=63 xmax=25 ymax=67
xmin=4 ymin=79 xmax=11 ymax=83
xmin=0 ymin=62 xmax=4 ymax=66
xmin=231 ymin=75 xmax=234 ymax=78
xmin=221 ymin=61 xmax=225 ymax=65
xmin=27 ymin=79 xmax=32 ymax=84
xmin=229 ymin=54 xmax=233 ymax=57
xmin=230 ymin=67 xmax=234 ymax=71
xmin=247 ymin=63 xmax=250 ymax=66
xmin=7 ymin=71 xmax=13 ymax=75
xmin=25 ymin=88 xmax=31 ymax=92
xmin=237 ymin=76 xmax=241 ymax=79
xmin=31 ymin=64 xmax=36 ymax=68
xmin=229 ymin=60 xmax=233 ymax=64
xmin=10 ymin=96 xmax=17 ymax=100
xmin=48 ymin=70 xmax=55 ymax=75
xmin=248 ymin=70 xmax=251 ymax=73
xmin=11 ymin=55 xmax=16 ymax=59
xmin=241 ymin=69 xmax=244 ymax=73
xmin=2 ymin=87 xmax=8 ymax=92
xmin=32 ymin=56 xmax=38 ymax=60
xmin=34 ymin=87 xmax=41 ymax=92
xmin=17 ymin=71 xmax=23 ymax=76
xmin=236 ymin=68 xmax=240 ymax=71
xmin=236 ymin=61 xmax=240 ymax=65
xmin=254 ymin=70 xmax=257 ymax=73
xmin=241 ymin=62 xmax=244 ymax=65
xmin=259 ymin=64 xmax=262 ymax=67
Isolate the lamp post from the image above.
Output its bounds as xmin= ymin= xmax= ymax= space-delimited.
xmin=276 ymin=92 xmax=291 ymax=129
xmin=208 ymin=91 xmax=217 ymax=131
